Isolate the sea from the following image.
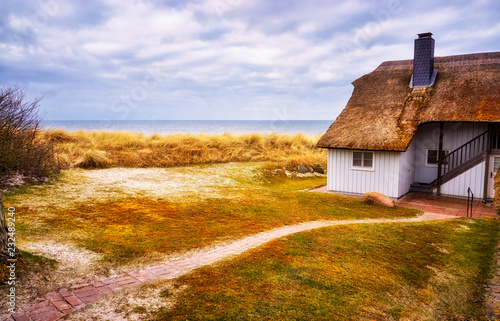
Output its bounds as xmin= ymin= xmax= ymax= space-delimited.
xmin=41 ymin=120 xmax=332 ymax=136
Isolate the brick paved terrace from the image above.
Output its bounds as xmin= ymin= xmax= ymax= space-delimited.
xmin=396 ymin=192 xmax=499 ymax=219
xmin=311 ymin=186 xmax=499 ymax=219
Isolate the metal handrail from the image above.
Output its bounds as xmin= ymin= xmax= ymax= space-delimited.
xmin=467 ymin=187 xmax=474 ymax=218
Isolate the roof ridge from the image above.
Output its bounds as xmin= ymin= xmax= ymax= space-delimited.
xmin=375 ymin=51 xmax=500 ymax=71
xmin=318 ymin=50 xmax=500 ymax=151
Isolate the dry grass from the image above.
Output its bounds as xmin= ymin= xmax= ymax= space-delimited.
xmin=5 ymin=163 xmax=416 ymax=270
xmin=41 ymin=129 xmax=326 ymax=170
xmin=1 ymin=163 xmax=330 ymax=318
xmin=3 ymin=160 xmax=499 ymax=320
xmin=0 ymin=162 xmax=416 ymax=308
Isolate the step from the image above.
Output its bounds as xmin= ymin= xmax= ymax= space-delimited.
xmin=409 ymin=182 xmax=433 ymax=194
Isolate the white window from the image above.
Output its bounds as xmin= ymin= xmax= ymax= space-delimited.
xmin=352 ymin=151 xmax=374 ymax=170
xmin=426 ymin=149 xmax=449 ymax=167
xmin=494 ymin=157 xmax=500 ymax=173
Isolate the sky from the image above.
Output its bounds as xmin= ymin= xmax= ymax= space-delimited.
xmin=1 ymin=0 xmax=499 ymax=121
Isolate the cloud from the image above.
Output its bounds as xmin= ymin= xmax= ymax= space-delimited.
xmin=0 ymin=0 xmax=498 ymax=120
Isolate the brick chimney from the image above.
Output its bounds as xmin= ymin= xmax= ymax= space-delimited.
xmin=411 ymin=32 xmax=437 ymax=88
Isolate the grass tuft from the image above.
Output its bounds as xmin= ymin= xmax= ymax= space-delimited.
xmin=72 ymin=149 xmax=111 ymax=168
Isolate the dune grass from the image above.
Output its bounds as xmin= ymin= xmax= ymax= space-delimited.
xmin=42 ymin=129 xmax=326 ymax=170
xmin=154 ymin=219 xmax=500 ymax=321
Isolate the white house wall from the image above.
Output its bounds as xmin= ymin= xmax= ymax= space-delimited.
xmin=327 ymin=149 xmax=401 ymax=198
xmin=413 ymin=122 xmax=488 ymax=184
xmin=439 ymin=162 xmax=485 ymax=198
xmin=398 ymin=140 xmax=415 ymax=197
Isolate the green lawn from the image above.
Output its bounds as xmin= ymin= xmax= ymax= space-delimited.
xmin=3 ymin=162 xmax=499 ymax=320
xmin=4 ymin=163 xmax=417 ymax=266
xmin=154 ymin=219 xmax=500 ymax=320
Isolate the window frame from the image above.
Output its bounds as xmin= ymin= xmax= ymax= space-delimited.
xmin=425 ymin=149 xmax=449 ymax=167
xmin=493 ymin=156 xmax=500 ymax=173
xmin=351 ymin=151 xmax=375 ymax=171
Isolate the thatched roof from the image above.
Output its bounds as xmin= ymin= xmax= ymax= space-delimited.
xmin=317 ymin=52 xmax=500 ymax=151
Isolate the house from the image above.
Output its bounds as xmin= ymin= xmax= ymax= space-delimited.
xmin=317 ymin=33 xmax=500 ymax=200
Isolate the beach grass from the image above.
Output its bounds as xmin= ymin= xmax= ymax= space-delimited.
xmin=153 ymin=219 xmax=500 ymax=320
xmin=42 ymin=129 xmax=326 ymax=170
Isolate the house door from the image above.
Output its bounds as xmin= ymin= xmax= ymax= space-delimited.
xmin=488 ymin=155 xmax=500 ymax=199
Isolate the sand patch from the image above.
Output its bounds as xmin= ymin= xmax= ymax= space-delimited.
xmin=22 ymin=241 xmax=102 ymax=268
xmin=7 ymin=163 xmax=256 ymax=209
xmin=19 ymin=240 xmax=108 ymax=287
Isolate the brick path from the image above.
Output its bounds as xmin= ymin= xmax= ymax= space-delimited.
xmin=8 ymin=214 xmax=451 ymax=321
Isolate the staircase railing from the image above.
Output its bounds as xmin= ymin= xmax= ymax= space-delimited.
xmin=431 ymin=131 xmax=489 ymax=189
xmin=439 ymin=131 xmax=488 ymax=177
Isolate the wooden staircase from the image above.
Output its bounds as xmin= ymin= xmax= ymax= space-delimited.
xmin=429 ymin=131 xmax=489 ymax=189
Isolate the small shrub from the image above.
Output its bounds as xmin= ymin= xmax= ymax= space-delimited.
xmin=0 ymin=86 xmax=58 ymax=187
